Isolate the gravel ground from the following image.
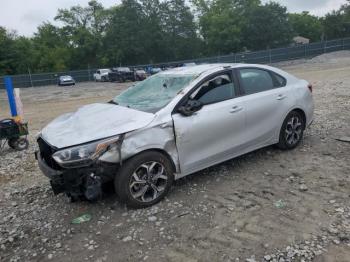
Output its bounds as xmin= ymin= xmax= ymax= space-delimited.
xmin=0 ymin=52 xmax=350 ymax=262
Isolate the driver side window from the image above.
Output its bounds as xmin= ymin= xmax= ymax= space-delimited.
xmin=191 ymin=73 xmax=235 ymax=105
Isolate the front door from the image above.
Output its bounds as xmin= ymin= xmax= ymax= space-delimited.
xmin=172 ymin=71 xmax=247 ymax=175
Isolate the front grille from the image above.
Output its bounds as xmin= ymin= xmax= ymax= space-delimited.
xmin=37 ymin=138 xmax=62 ymax=170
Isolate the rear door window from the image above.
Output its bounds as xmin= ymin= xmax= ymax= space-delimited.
xmin=238 ymin=68 xmax=276 ymax=95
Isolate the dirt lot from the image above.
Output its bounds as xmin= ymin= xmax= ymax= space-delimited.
xmin=0 ymin=52 xmax=350 ymax=262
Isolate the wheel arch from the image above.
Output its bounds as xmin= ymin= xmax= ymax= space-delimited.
xmin=291 ymin=108 xmax=307 ymax=129
xmin=276 ymin=107 xmax=307 ymax=142
xmin=280 ymin=107 xmax=307 ymax=130
xmin=123 ymin=148 xmax=178 ymax=173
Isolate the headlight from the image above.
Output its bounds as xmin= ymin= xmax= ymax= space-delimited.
xmin=52 ymin=136 xmax=121 ymax=168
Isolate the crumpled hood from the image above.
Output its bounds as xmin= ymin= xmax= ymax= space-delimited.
xmin=41 ymin=103 xmax=155 ymax=148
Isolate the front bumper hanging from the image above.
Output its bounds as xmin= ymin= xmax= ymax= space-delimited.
xmin=35 ymin=151 xmax=115 ymax=199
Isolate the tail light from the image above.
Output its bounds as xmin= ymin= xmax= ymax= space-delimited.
xmin=308 ymin=84 xmax=313 ymax=93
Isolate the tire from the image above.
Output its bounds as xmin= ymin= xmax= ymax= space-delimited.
xmin=115 ymin=151 xmax=174 ymax=208
xmin=277 ymin=111 xmax=305 ymax=150
xmin=8 ymin=138 xmax=18 ymax=149
xmin=14 ymin=138 xmax=29 ymax=151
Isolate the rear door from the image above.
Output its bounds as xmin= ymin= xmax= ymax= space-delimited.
xmin=235 ymin=67 xmax=296 ymax=147
xmin=172 ymin=70 xmax=247 ymax=175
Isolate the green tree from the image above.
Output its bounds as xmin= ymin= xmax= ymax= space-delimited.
xmin=3 ymin=0 xmax=350 ymax=76
xmin=103 ymin=0 xmax=149 ymax=66
xmin=0 ymin=27 xmax=17 ymax=75
xmin=104 ymin=0 xmax=200 ymax=65
xmin=54 ymin=0 xmax=109 ymax=68
xmin=242 ymin=2 xmax=293 ymax=50
xmin=193 ymin=0 xmax=260 ymax=55
xmin=289 ymin=12 xmax=323 ymax=42
xmin=32 ymin=23 xmax=70 ymax=72
xmin=323 ymin=0 xmax=350 ymax=40
xmin=0 ymin=27 xmax=36 ymax=75
xmin=161 ymin=0 xmax=201 ymax=60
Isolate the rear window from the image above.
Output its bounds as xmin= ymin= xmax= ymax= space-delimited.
xmin=272 ymin=72 xmax=287 ymax=87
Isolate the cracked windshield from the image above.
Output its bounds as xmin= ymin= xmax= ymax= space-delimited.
xmin=114 ymin=74 xmax=197 ymax=112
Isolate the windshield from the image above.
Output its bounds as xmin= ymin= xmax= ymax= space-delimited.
xmin=113 ymin=73 xmax=197 ymax=112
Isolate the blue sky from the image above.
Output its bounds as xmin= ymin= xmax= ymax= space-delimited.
xmin=0 ymin=0 xmax=347 ymax=36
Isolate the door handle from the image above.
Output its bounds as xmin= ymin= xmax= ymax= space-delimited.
xmin=229 ymin=106 xmax=243 ymax=113
xmin=277 ymin=94 xmax=287 ymax=100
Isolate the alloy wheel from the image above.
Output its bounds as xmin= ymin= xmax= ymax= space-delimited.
xmin=285 ymin=116 xmax=303 ymax=146
xmin=129 ymin=161 xmax=168 ymax=203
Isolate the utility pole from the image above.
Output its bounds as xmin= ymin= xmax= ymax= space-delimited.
xmin=28 ymin=68 xmax=34 ymax=88
xmin=88 ymin=64 xmax=91 ymax=81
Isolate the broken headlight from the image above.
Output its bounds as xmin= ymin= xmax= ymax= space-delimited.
xmin=52 ymin=136 xmax=120 ymax=168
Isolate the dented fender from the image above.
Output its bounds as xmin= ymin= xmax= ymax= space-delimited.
xmin=99 ymin=121 xmax=180 ymax=173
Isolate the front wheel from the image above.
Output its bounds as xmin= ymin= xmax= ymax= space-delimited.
xmin=277 ymin=111 xmax=305 ymax=150
xmin=115 ymin=151 xmax=174 ymax=208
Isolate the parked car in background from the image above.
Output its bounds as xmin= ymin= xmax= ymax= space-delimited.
xmin=109 ymin=67 xmax=135 ymax=82
xmin=36 ymin=64 xmax=314 ymax=208
xmin=134 ymin=69 xmax=147 ymax=81
xmin=150 ymin=67 xmax=162 ymax=75
xmin=93 ymin=69 xmax=111 ymax=82
xmin=58 ymin=75 xmax=75 ymax=86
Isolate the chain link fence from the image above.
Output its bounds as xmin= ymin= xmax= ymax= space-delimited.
xmin=1 ymin=37 xmax=350 ymax=89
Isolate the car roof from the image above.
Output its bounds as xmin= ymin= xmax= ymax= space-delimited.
xmin=158 ymin=63 xmax=293 ymax=79
xmin=159 ymin=63 xmax=241 ymax=76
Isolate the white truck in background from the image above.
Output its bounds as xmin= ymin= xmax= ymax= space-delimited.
xmin=93 ymin=69 xmax=111 ymax=82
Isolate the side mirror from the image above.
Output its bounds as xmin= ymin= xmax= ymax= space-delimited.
xmin=178 ymin=99 xmax=203 ymax=116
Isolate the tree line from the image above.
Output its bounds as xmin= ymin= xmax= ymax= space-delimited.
xmin=1 ymin=0 xmax=350 ymax=75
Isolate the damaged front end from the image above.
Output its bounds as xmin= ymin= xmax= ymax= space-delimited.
xmin=36 ymin=135 xmax=124 ymax=201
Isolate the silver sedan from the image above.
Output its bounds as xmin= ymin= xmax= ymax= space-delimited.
xmin=37 ymin=64 xmax=314 ymax=208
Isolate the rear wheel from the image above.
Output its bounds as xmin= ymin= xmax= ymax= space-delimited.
xmin=277 ymin=111 xmax=305 ymax=150
xmin=115 ymin=151 xmax=174 ymax=208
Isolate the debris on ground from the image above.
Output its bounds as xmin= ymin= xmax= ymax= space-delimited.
xmin=274 ymin=199 xmax=286 ymax=209
xmin=72 ymin=214 xmax=92 ymax=224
